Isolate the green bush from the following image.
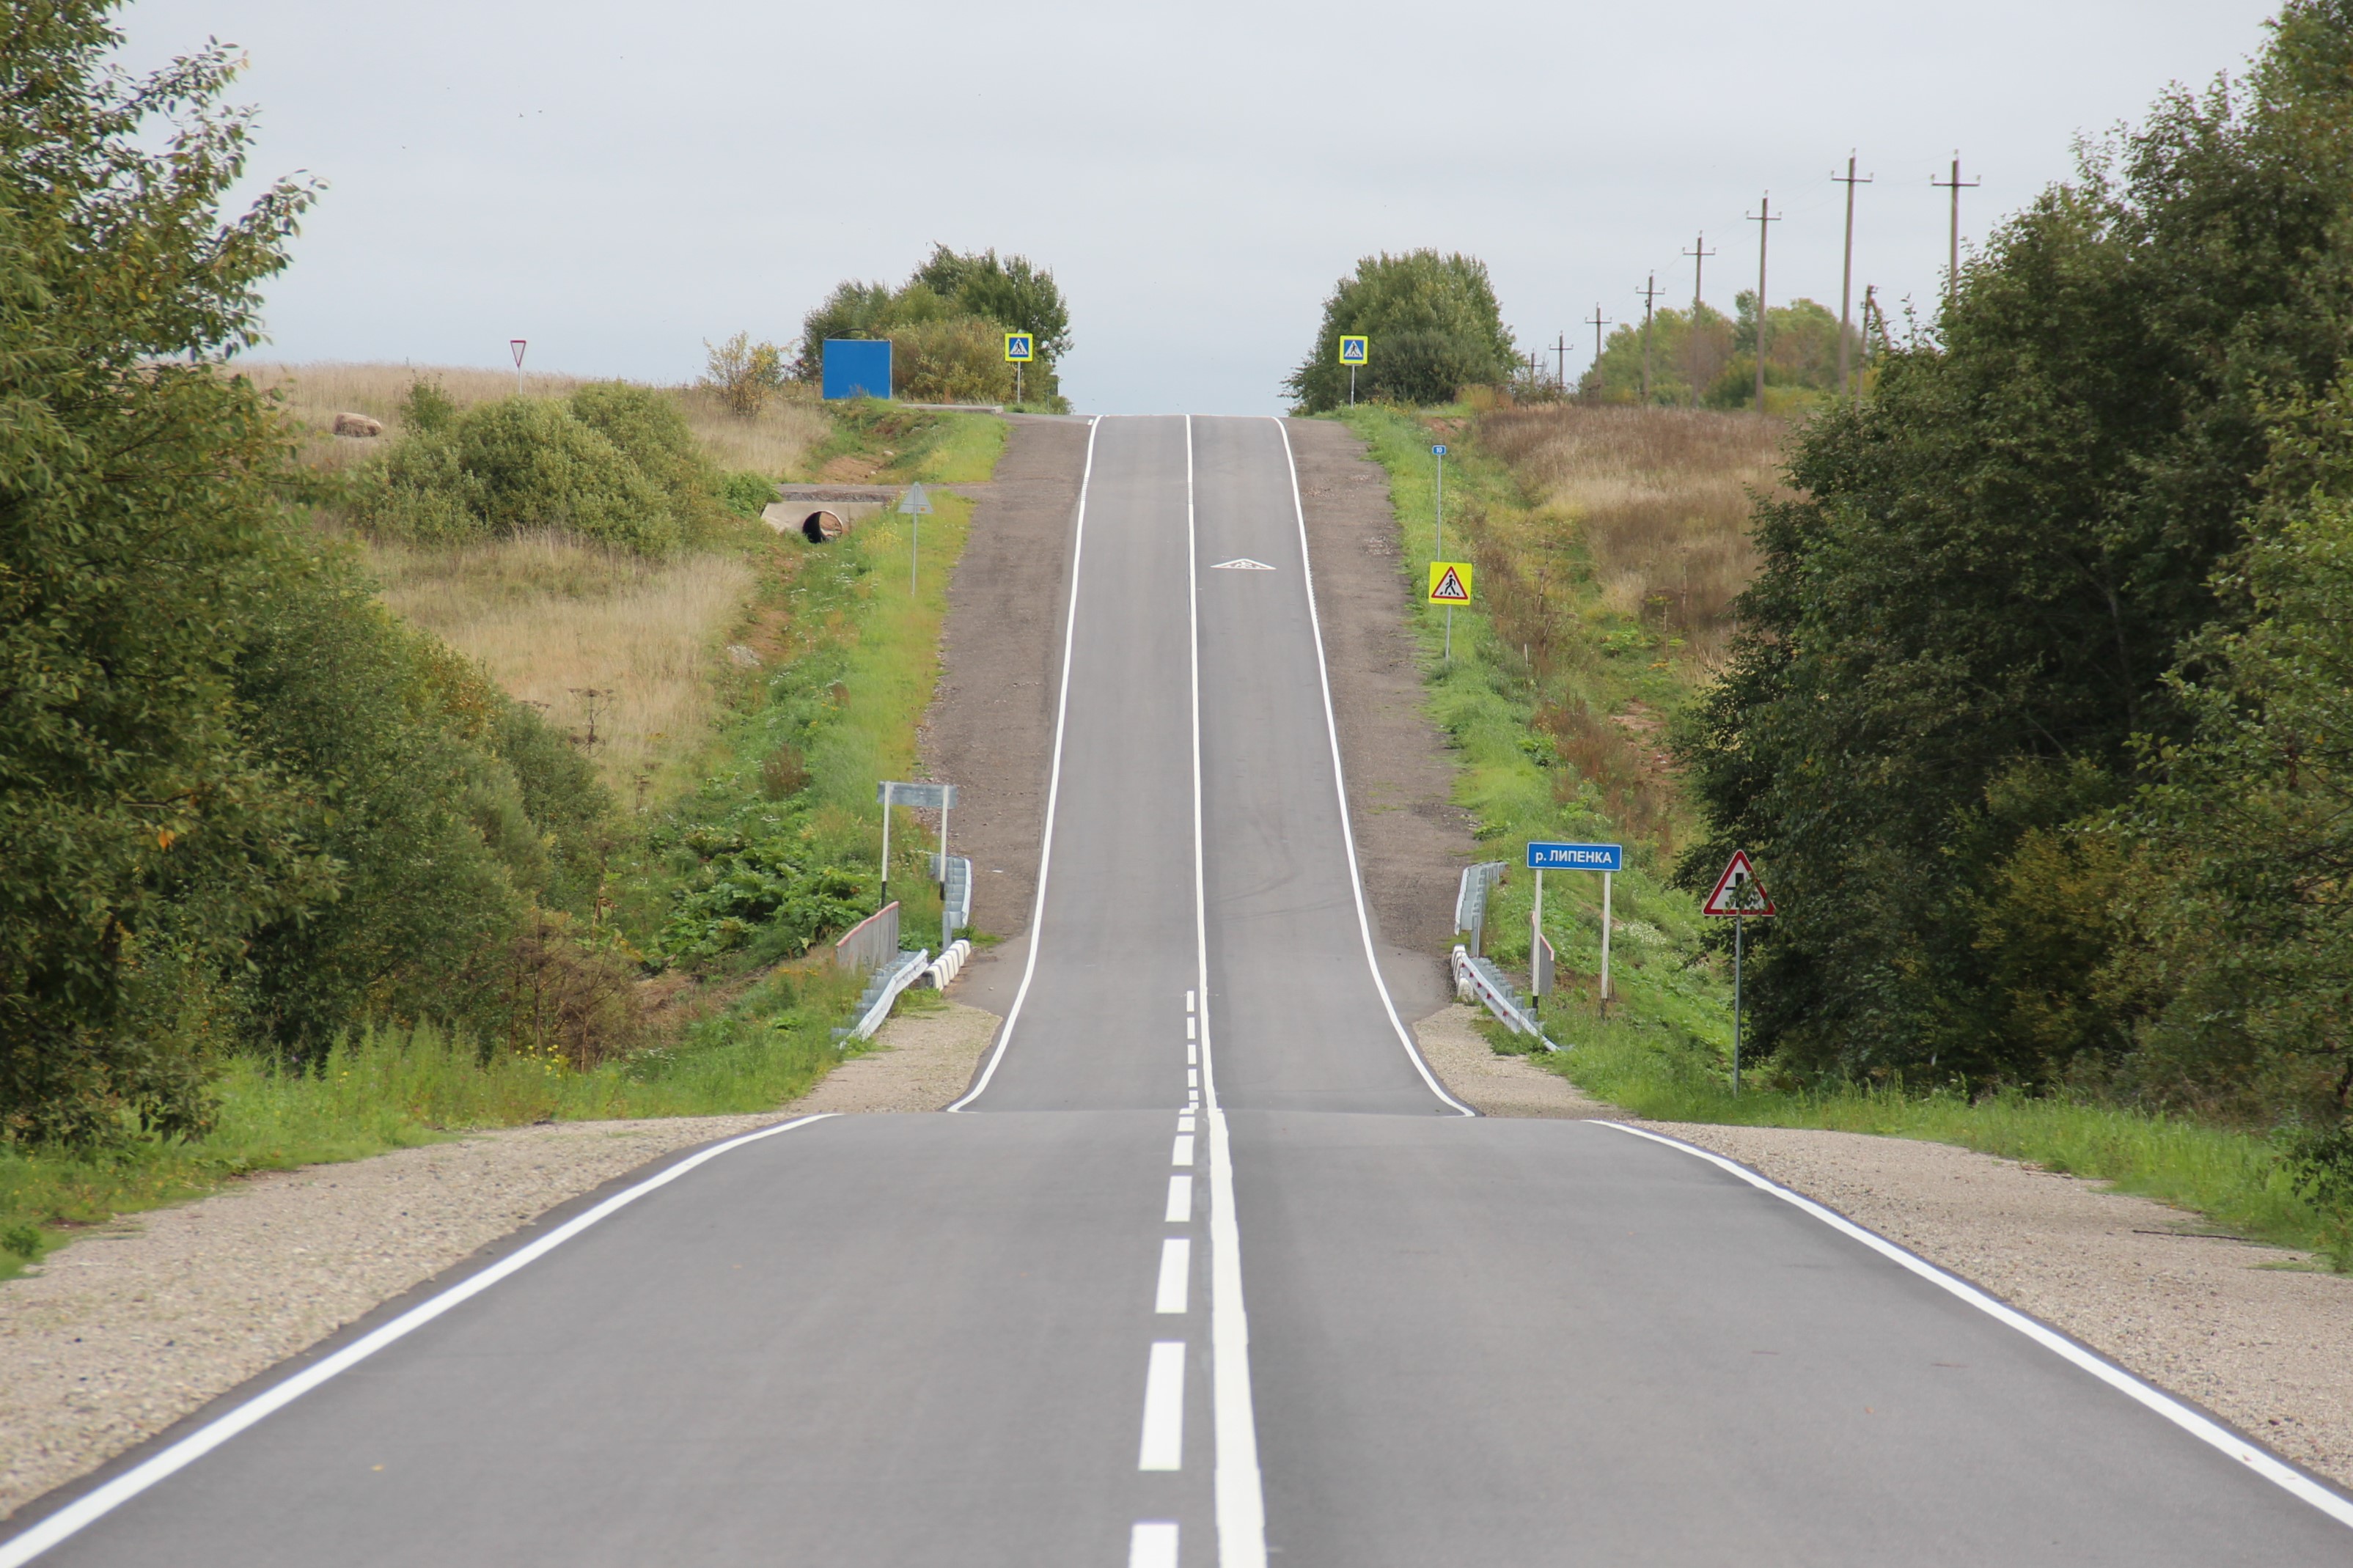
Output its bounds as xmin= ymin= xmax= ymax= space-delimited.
xmin=1287 ymin=250 xmax=1516 ymax=413
xmin=719 ymin=471 xmax=777 ymax=519
xmin=399 ymin=375 xmax=456 ymax=433
xmin=367 ymin=397 xmax=681 ymax=555
xmin=892 ymin=315 xmax=1015 ymax=403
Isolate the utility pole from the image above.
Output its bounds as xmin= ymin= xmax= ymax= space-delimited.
xmin=1832 ymin=152 xmax=1874 ymax=405
xmin=1585 ymin=304 xmax=1612 ymax=402
xmin=1637 ymin=273 xmax=1665 ymax=405
xmin=1552 ymin=331 xmax=1569 ymax=390
xmin=1681 ymin=229 xmax=1717 ymax=408
xmin=1745 ymin=194 xmax=1780 ymax=413
xmin=1931 ymin=150 xmax=1981 ymax=310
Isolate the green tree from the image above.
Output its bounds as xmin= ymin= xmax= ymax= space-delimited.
xmin=0 ymin=3 xmax=324 ymax=1141
xmin=1676 ymin=0 xmax=2353 ymax=1089
xmin=911 ymin=244 xmax=1073 ymax=363
xmin=1287 ymin=251 xmax=1516 ymax=413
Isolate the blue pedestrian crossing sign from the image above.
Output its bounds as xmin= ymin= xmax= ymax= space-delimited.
xmin=1338 ymin=335 xmax=1368 ymax=365
xmin=1004 ymin=332 xmax=1034 ymax=363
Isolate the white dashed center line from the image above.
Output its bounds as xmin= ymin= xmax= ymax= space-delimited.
xmin=1130 ymin=1521 xmax=1179 ymax=1568
xmin=1172 ymin=1135 xmax=1194 ymax=1167
xmin=1156 ymin=1239 xmax=1192 ymax=1314
xmin=1138 ymin=1341 xmax=1186 ymax=1471
xmin=1165 ymin=1175 xmax=1193 ymax=1223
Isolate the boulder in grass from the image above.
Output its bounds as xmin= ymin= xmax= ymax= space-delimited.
xmin=332 ymin=412 xmax=383 ymax=437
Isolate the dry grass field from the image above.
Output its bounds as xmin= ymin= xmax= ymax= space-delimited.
xmin=366 ymin=531 xmax=756 ymax=803
xmin=246 ymin=358 xmax=842 ymax=806
xmin=240 ymin=361 xmax=832 ymax=480
xmin=1478 ymin=405 xmax=1789 ymax=667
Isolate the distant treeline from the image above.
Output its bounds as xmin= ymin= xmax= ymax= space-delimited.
xmin=1682 ymin=0 xmax=2353 ymax=1157
xmin=1581 ymin=295 xmax=1866 ymax=411
xmin=797 ymin=246 xmax=1072 ymax=408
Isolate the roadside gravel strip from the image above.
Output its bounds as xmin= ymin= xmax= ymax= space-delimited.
xmin=1410 ymin=1003 xmax=2353 ymax=1492
xmin=0 ymin=1004 xmax=1002 ymax=1524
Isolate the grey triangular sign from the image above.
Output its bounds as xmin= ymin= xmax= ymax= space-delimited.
xmin=899 ymin=482 xmax=933 ymax=516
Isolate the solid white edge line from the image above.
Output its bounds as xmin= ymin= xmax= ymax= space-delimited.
xmin=1595 ymin=1120 xmax=2353 ymax=1532
xmin=1190 ymin=414 xmax=1270 ymax=1568
xmin=1270 ymin=416 xmax=1475 ymax=1116
xmin=945 ymin=415 xmax=1104 ymax=1111
xmin=1138 ymin=1340 xmax=1189 ymax=1471
xmin=1156 ymin=1237 xmax=1193 ymax=1314
xmin=0 ymin=1114 xmax=840 ymax=1568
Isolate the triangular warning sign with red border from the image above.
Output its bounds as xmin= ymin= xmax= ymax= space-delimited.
xmin=1429 ymin=564 xmax=1470 ymax=603
xmin=1701 ymin=850 xmax=1774 ymax=917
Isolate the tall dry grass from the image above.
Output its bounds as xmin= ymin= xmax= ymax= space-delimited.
xmin=1479 ymin=405 xmax=1789 ymax=666
xmin=367 ymin=531 xmax=755 ymax=802
xmin=241 ymin=361 xmax=832 ymax=479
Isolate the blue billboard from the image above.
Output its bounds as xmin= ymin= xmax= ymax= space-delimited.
xmin=822 ymin=339 xmax=892 ymax=400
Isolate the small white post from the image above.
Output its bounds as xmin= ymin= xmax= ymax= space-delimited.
xmin=1599 ymin=869 xmax=1614 ymax=1016
xmin=1532 ymin=866 xmax=1543 ymax=1008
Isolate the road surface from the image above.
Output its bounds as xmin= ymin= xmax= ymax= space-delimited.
xmin=9 ymin=415 xmax=2352 ymax=1567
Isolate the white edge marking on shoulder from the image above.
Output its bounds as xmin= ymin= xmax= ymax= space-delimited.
xmin=1270 ymin=416 xmax=1475 ymax=1116
xmin=1595 ymin=1119 xmax=2353 ymax=1532
xmin=0 ymin=1114 xmax=840 ymax=1567
xmin=944 ymin=414 xmax=1104 ymax=1111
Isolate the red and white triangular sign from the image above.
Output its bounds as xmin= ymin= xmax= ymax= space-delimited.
xmin=1701 ymin=850 xmax=1774 ymax=917
xmin=1430 ymin=564 xmax=1471 ymax=603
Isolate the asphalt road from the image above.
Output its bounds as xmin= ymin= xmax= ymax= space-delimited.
xmin=10 ymin=415 xmax=2353 ymax=1567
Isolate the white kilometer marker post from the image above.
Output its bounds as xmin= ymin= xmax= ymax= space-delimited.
xmin=1138 ymin=1341 xmax=1186 ymax=1470
xmin=1156 ymin=1239 xmax=1192 ymax=1313
xmin=1172 ymin=1135 xmax=1194 ymax=1166
xmin=1129 ymin=1523 xmax=1179 ymax=1568
xmin=1165 ymin=1176 xmax=1193 ymax=1223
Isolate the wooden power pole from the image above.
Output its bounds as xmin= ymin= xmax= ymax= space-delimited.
xmin=1585 ymin=305 xmax=1612 ymax=401
xmin=1681 ymin=229 xmax=1717 ymax=408
xmin=1833 ymin=152 xmax=1874 ymax=405
xmin=1552 ymin=331 xmax=1569 ymax=390
xmin=1931 ymin=151 xmax=1981 ymax=309
xmin=1745 ymin=194 xmax=1781 ymax=413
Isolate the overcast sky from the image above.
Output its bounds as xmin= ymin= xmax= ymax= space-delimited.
xmin=122 ymin=0 xmax=2282 ymax=415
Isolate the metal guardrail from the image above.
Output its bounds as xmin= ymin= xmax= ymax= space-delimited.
xmin=838 ymin=947 xmax=931 ymax=1043
xmin=931 ymin=853 xmax=973 ymax=942
xmin=834 ymin=901 xmax=902 ymax=975
xmin=1453 ymin=944 xmax=1555 ymax=1051
xmin=1455 ymin=862 xmax=1507 ymax=957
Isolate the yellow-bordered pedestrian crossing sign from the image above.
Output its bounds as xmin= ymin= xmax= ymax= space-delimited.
xmin=1338 ymin=335 xmax=1368 ymax=365
xmin=1004 ymin=332 xmax=1034 ymax=362
xmin=1428 ymin=562 xmax=1473 ymax=604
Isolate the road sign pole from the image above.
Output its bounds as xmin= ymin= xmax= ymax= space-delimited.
xmin=1349 ymin=366 xmax=1356 ymax=406
xmin=878 ymin=784 xmax=892 ymax=911
xmin=1732 ymin=913 xmax=1744 ymax=1096
xmin=1599 ymin=869 xmax=1613 ymax=1017
xmin=1434 ymin=449 xmax=1445 ymax=557
xmin=1532 ymin=867 xmax=1543 ymax=1017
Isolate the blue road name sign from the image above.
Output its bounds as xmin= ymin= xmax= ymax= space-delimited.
xmin=1431 ymin=443 xmax=1449 ymax=456
xmin=1527 ymin=841 xmax=1623 ymax=872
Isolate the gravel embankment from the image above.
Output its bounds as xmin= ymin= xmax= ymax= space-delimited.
xmin=0 ymin=1002 xmax=1004 ymax=1524
xmin=1412 ymin=1001 xmax=2353 ymax=1490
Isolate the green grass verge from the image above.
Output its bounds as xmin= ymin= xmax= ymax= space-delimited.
xmin=1335 ymin=404 xmax=2353 ymax=1270
xmin=0 ymin=413 xmax=1001 ymax=1279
